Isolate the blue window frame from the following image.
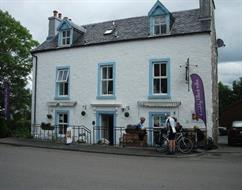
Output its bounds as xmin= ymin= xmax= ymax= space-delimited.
xmin=97 ymin=62 xmax=116 ymax=99
xmin=55 ymin=66 xmax=70 ymax=100
xmin=149 ymin=58 xmax=170 ymax=99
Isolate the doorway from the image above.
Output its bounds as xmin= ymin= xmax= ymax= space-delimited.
xmin=96 ymin=112 xmax=115 ymax=145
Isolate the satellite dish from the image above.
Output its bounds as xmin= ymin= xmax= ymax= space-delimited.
xmin=217 ymin=39 xmax=225 ymax=48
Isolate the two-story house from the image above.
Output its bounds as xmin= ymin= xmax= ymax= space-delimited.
xmin=31 ymin=0 xmax=218 ymax=145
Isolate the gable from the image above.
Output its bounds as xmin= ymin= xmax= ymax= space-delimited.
xmin=148 ymin=1 xmax=170 ymax=17
xmin=57 ymin=20 xmax=72 ymax=31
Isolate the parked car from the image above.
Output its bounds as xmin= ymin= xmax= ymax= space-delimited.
xmin=218 ymin=127 xmax=227 ymax=136
xmin=228 ymin=121 xmax=242 ymax=145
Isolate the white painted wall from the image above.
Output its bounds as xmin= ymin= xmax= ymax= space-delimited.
xmin=32 ymin=33 xmax=213 ymax=140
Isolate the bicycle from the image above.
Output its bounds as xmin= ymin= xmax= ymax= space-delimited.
xmin=155 ymin=127 xmax=193 ymax=154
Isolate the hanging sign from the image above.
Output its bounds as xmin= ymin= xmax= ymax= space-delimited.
xmin=190 ymin=74 xmax=207 ymax=127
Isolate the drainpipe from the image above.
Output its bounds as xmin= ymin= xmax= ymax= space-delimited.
xmin=31 ymin=54 xmax=38 ymax=126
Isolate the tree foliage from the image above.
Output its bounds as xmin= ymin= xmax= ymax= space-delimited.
xmin=219 ymin=77 xmax=242 ymax=116
xmin=0 ymin=10 xmax=38 ymax=120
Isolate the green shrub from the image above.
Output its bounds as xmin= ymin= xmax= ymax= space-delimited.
xmin=12 ymin=120 xmax=32 ymax=138
xmin=0 ymin=119 xmax=10 ymax=138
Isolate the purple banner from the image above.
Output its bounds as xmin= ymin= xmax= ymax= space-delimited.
xmin=4 ymin=82 xmax=10 ymax=119
xmin=190 ymin=74 xmax=206 ymax=127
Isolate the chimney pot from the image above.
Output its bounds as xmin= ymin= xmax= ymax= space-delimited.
xmin=53 ymin=10 xmax=58 ymax=17
xmin=58 ymin=13 xmax=62 ymax=19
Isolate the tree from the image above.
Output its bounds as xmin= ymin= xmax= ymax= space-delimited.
xmin=218 ymin=82 xmax=233 ymax=116
xmin=0 ymin=10 xmax=38 ymax=121
xmin=231 ymin=77 xmax=242 ymax=101
xmin=219 ymin=78 xmax=242 ymax=117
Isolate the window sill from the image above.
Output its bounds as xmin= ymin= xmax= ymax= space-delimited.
xmin=57 ymin=44 xmax=72 ymax=48
xmin=96 ymin=95 xmax=116 ymax=100
xmin=54 ymin=96 xmax=70 ymax=100
xmin=148 ymin=95 xmax=170 ymax=99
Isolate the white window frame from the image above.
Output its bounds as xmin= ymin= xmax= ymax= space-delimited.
xmin=154 ymin=16 xmax=167 ymax=35
xmin=61 ymin=30 xmax=71 ymax=46
xmin=56 ymin=69 xmax=69 ymax=83
xmin=101 ymin=65 xmax=113 ymax=96
xmin=153 ymin=62 xmax=168 ymax=95
xmin=56 ymin=68 xmax=69 ymax=98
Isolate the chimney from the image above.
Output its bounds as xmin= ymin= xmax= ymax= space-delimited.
xmin=58 ymin=13 xmax=62 ymax=19
xmin=199 ymin=0 xmax=215 ymax=20
xmin=47 ymin=10 xmax=62 ymax=40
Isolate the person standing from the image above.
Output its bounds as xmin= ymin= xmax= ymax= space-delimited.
xmin=165 ymin=115 xmax=177 ymax=155
xmin=136 ymin=117 xmax=146 ymax=144
xmin=137 ymin=117 xmax=145 ymax=129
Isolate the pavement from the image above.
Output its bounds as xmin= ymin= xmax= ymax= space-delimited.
xmin=0 ymin=137 xmax=241 ymax=158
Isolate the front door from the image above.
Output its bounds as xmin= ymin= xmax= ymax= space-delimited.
xmin=100 ymin=114 xmax=114 ymax=145
xmin=56 ymin=111 xmax=69 ymax=137
xmin=149 ymin=112 xmax=169 ymax=145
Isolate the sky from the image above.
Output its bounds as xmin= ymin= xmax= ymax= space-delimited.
xmin=1 ymin=0 xmax=242 ymax=87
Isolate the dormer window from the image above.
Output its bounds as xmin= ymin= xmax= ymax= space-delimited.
xmin=57 ymin=18 xmax=86 ymax=47
xmin=62 ymin=30 xmax=71 ymax=45
xmin=148 ymin=1 xmax=173 ymax=36
xmin=154 ymin=16 xmax=167 ymax=35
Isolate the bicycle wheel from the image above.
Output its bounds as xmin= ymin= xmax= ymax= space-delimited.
xmin=177 ymin=137 xmax=193 ymax=154
xmin=156 ymin=138 xmax=169 ymax=153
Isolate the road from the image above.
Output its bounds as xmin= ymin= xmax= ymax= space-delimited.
xmin=0 ymin=144 xmax=242 ymax=190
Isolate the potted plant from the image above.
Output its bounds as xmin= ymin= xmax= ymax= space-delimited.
xmin=41 ymin=122 xmax=54 ymax=130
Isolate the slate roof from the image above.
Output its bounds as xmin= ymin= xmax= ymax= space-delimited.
xmin=32 ymin=9 xmax=211 ymax=53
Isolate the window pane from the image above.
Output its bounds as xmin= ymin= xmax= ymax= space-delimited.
xmin=64 ymin=114 xmax=68 ymax=123
xmin=63 ymin=70 xmax=67 ymax=81
xmin=59 ymin=125 xmax=64 ymax=134
xmin=102 ymin=81 xmax=108 ymax=94
xmin=58 ymin=82 xmax=68 ymax=96
xmin=154 ymin=116 xmax=160 ymax=127
xmin=154 ymin=16 xmax=165 ymax=24
xmin=64 ymin=82 xmax=68 ymax=95
xmin=62 ymin=39 xmax=65 ymax=45
xmin=161 ymin=64 xmax=166 ymax=76
xmin=154 ymin=25 xmax=160 ymax=35
xmin=108 ymin=81 xmax=113 ymax=94
xmin=59 ymin=83 xmax=64 ymax=95
xmin=161 ymin=79 xmax=167 ymax=93
xmin=67 ymin=30 xmax=70 ymax=37
xmin=160 ymin=25 xmax=167 ymax=34
xmin=153 ymin=79 xmax=160 ymax=94
xmin=57 ymin=70 xmax=63 ymax=81
xmin=59 ymin=114 xmax=64 ymax=123
xmin=66 ymin=38 xmax=70 ymax=44
xmin=154 ymin=64 xmax=160 ymax=76
xmin=102 ymin=67 xmax=108 ymax=79
xmin=108 ymin=67 xmax=113 ymax=79
xmin=63 ymin=31 xmax=66 ymax=37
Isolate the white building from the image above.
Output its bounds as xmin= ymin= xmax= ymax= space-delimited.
xmin=31 ymin=0 xmax=218 ymax=145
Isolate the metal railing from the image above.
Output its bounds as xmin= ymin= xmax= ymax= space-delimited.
xmin=32 ymin=124 xmax=91 ymax=144
xmin=93 ymin=126 xmax=125 ymax=146
xmin=32 ymin=124 xmax=206 ymax=148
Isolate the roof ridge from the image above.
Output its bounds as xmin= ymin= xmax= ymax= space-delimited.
xmin=172 ymin=8 xmax=199 ymax=14
xmin=82 ymin=8 xmax=199 ymax=27
xmin=82 ymin=15 xmax=147 ymax=27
